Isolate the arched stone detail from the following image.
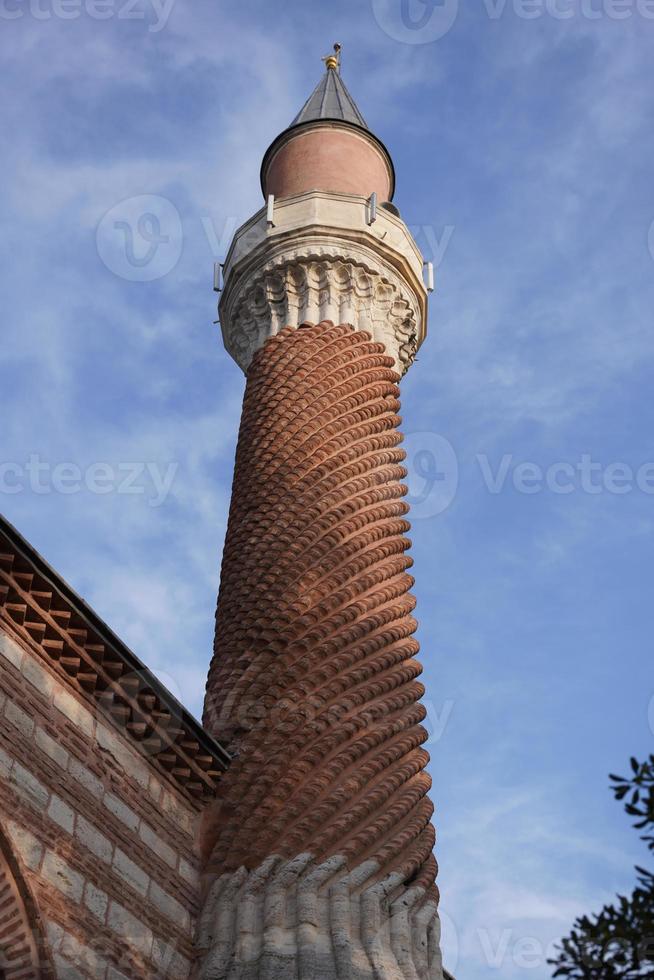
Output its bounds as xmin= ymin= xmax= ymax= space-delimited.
xmin=0 ymin=827 xmax=53 ymax=979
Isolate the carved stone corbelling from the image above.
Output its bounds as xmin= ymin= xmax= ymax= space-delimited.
xmin=217 ymin=190 xmax=429 ymax=377
xmin=196 ymin=854 xmax=444 ymax=980
xmin=221 ymin=251 xmax=420 ymax=376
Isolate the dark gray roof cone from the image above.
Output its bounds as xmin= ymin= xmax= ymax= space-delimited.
xmin=291 ymin=50 xmax=369 ymax=129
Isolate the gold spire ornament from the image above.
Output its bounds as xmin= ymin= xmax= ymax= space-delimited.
xmin=322 ymin=42 xmax=341 ymax=71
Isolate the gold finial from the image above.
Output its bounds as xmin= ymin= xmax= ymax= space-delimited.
xmin=323 ymin=42 xmax=341 ymax=72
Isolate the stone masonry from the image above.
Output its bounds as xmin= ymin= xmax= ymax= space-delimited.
xmin=0 ymin=517 xmax=229 ymax=978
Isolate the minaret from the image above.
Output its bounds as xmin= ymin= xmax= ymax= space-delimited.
xmin=198 ymin=46 xmax=444 ymax=980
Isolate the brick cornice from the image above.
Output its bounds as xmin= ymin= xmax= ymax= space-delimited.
xmin=0 ymin=514 xmax=230 ymax=800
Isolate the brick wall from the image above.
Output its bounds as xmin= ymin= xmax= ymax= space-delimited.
xmin=0 ymin=626 xmax=203 ymax=979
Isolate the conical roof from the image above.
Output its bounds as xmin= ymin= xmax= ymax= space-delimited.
xmin=260 ymin=46 xmax=395 ymax=201
xmin=290 ymin=65 xmax=368 ymax=130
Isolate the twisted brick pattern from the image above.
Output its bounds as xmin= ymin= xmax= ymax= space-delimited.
xmin=203 ymin=321 xmax=437 ymax=904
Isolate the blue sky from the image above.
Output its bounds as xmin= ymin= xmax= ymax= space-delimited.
xmin=1 ymin=1 xmax=653 ymax=976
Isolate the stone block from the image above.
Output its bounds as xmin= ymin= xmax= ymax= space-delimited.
xmin=7 ymin=821 xmax=43 ymax=871
xmin=12 ymin=762 xmax=49 ymax=809
xmin=148 ymin=774 xmax=163 ymax=801
xmin=45 ymin=918 xmax=64 ymax=951
xmin=42 ymin=850 xmax=84 ymax=903
xmin=152 ymin=937 xmax=193 ymax=977
xmin=139 ymin=821 xmax=177 ymax=869
xmin=84 ymin=881 xmax=109 ymax=922
xmin=54 ymin=688 xmax=94 ymax=737
xmin=4 ymin=700 xmax=35 ymax=738
xmin=177 ymin=857 xmax=198 ymax=886
xmin=113 ymin=848 xmax=149 ymax=896
xmin=61 ymin=931 xmax=107 ymax=975
xmin=21 ymin=654 xmax=56 ymax=698
xmin=108 ymin=901 xmax=153 ymax=958
xmin=35 ymin=726 xmax=69 ymax=769
xmin=160 ymin=790 xmax=194 ymax=835
xmin=75 ymin=815 xmax=113 ymax=864
xmin=53 ymin=952 xmax=86 ymax=980
xmin=0 ymin=744 xmax=13 ymax=779
xmin=103 ymin=792 xmax=139 ymax=832
xmin=0 ymin=632 xmax=23 ymax=669
xmin=96 ymin=722 xmax=150 ymax=789
xmin=148 ymin=880 xmax=190 ymax=932
xmin=68 ymin=757 xmax=104 ymax=797
xmin=48 ymin=794 xmax=76 ymax=835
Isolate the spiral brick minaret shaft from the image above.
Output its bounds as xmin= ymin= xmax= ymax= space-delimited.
xmin=198 ymin=47 xmax=444 ymax=980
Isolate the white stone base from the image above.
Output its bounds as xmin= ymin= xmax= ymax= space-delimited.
xmin=196 ymin=854 xmax=444 ymax=980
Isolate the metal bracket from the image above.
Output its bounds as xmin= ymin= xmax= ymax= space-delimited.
xmin=367 ymin=191 xmax=377 ymax=226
